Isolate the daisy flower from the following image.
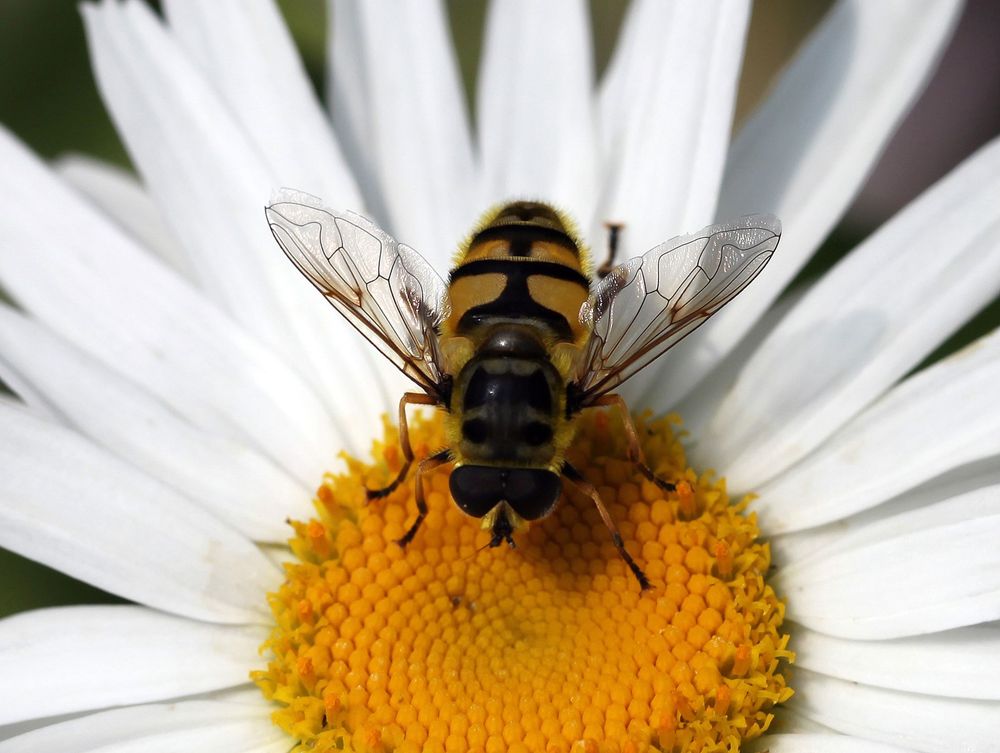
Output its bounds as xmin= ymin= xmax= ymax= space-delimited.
xmin=1 ymin=1 xmax=998 ymax=752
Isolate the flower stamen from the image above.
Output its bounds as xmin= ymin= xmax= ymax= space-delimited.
xmin=254 ymin=411 xmax=793 ymax=752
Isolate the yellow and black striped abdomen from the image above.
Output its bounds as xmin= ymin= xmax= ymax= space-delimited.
xmin=444 ymin=202 xmax=591 ymax=344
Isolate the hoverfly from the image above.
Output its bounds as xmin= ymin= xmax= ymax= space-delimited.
xmin=267 ymin=192 xmax=779 ymax=589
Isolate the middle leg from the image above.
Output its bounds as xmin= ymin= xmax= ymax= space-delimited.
xmin=563 ymin=461 xmax=651 ymax=590
xmin=398 ymin=448 xmax=453 ymax=548
xmin=591 ymin=394 xmax=676 ymax=493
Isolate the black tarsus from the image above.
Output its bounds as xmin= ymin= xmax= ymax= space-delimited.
xmin=397 ymin=448 xmax=453 ymax=548
xmin=597 ymin=221 xmax=625 ymax=279
xmin=563 ymin=461 xmax=651 ymax=591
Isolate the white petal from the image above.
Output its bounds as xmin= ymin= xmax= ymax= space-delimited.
xmin=204 ymin=687 xmax=267 ymax=705
xmin=0 ymin=125 xmax=339 ymax=484
xmin=0 ymin=689 xmax=264 ymax=739
xmin=771 ymin=460 xmax=1000 ymax=565
xmin=330 ymin=0 xmax=479 ymax=270
xmin=162 ymin=0 xmax=362 ymax=210
xmin=596 ymin=0 xmax=751 ymax=404
xmin=0 ymin=716 xmax=85 ymax=745
xmin=0 ymin=606 xmax=266 ymax=725
xmin=83 ymin=0 xmax=284 ymax=348
xmin=787 ymin=480 xmax=1000 ymax=566
xmin=643 ymin=0 xmax=964 ymax=412
xmin=328 ymin=0 xmax=383 ymax=219
xmin=0 ymin=686 xmax=270 ymax=736
xmin=477 ymin=0 xmax=598 ymax=223
xmin=0 ymin=363 xmax=62 ymax=423
xmin=0 ymin=700 xmax=286 ymax=753
xmin=0 ymin=395 xmax=37 ymax=417
xmin=596 ymin=0 xmax=749 ymax=258
xmin=792 ymin=623 xmax=1000 ymax=702
xmin=756 ymin=327 xmax=1000 ymax=533
xmin=83 ymin=0 xmax=390 ymax=449
xmin=701 ymin=136 xmax=1000 ymax=491
xmin=0 ymin=405 xmax=276 ymax=624
xmin=777 ymin=485 xmax=1000 ymax=639
xmin=765 ymin=711 xmax=839 ymax=736
xmin=53 ymin=155 xmax=189 ymax=278
xmin=790 ymin=668 xmax=1000 ymax=753
xmin=676 ymin=289 xmax=804 ymax=440
xmin=0 ymin=305 xmax=311 ymax=542
xmin=259 ymin=544 xmax=294 ymax=571
xmin=753 ymin=733 xmax=920 ymax=753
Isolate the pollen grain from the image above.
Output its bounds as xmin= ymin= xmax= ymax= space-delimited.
xmin=253 ymin=411 xmax=792 ymax=753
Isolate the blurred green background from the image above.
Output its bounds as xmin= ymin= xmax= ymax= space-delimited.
xmin=0 ymin=0 xmax=997 ymax=618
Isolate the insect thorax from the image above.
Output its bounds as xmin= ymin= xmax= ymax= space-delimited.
xmin=446 ymin=325 xmax=556 ymax=460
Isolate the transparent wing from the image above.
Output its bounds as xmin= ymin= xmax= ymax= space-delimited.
xmin=266 ymin=190 xmax=450 ymax=397
xmin=574 ymin=215 xmax=780 ymax=404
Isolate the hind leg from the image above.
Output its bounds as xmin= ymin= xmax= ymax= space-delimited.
xmin=590 ymin=394 xmax=676 ymax=493
xmin=562 ymin=461 xmax=651 ymax=591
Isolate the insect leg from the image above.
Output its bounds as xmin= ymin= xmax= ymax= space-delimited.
xmin=398 ymin=448 xmax=453 ymax=547
xmin=367 ymin=392 xmax=439 ymax=500
xmin=562 ymin=461 xmax=651 ymax=591
xmin=591 ymin=394 xmax=676 ymax=493
xmin=596 ymin=221 xmax=624 ymax=279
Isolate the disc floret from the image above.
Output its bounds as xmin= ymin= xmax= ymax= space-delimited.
xmin=254 ymin=412 xmax=792 ymax=752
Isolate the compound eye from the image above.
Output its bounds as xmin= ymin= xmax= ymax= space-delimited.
xmin=504 ymin=469 xmax=561 ymax=521
xmin=449 ymin=466 xmax=500 ymax=518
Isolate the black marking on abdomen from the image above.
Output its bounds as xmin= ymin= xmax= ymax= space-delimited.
xmin=450 ymin=259 xmax=589 ymax=287
xmin=451 ymin=259 xmax=588 ymax=339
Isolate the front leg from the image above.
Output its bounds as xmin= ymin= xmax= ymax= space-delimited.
xmin=397 ymin=448 xmax=453 ymax=547
xmin=367 ymin=391 xmax=439 ymax=500
xmin=590 ymin=394 xmax=676 ymax=493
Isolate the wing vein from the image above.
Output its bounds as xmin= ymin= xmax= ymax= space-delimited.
xmin=266 ymin=190 xmax=450 ymax=399
xmin=575 ymin=216 xmax=780 ymax=406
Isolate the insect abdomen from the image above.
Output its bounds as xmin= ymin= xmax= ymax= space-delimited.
xmin=444 ymin=201 xmax=591 ymax=344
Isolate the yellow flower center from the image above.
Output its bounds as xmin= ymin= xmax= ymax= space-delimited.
xmin=254 ymin=411 xmax=792 ymax=753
